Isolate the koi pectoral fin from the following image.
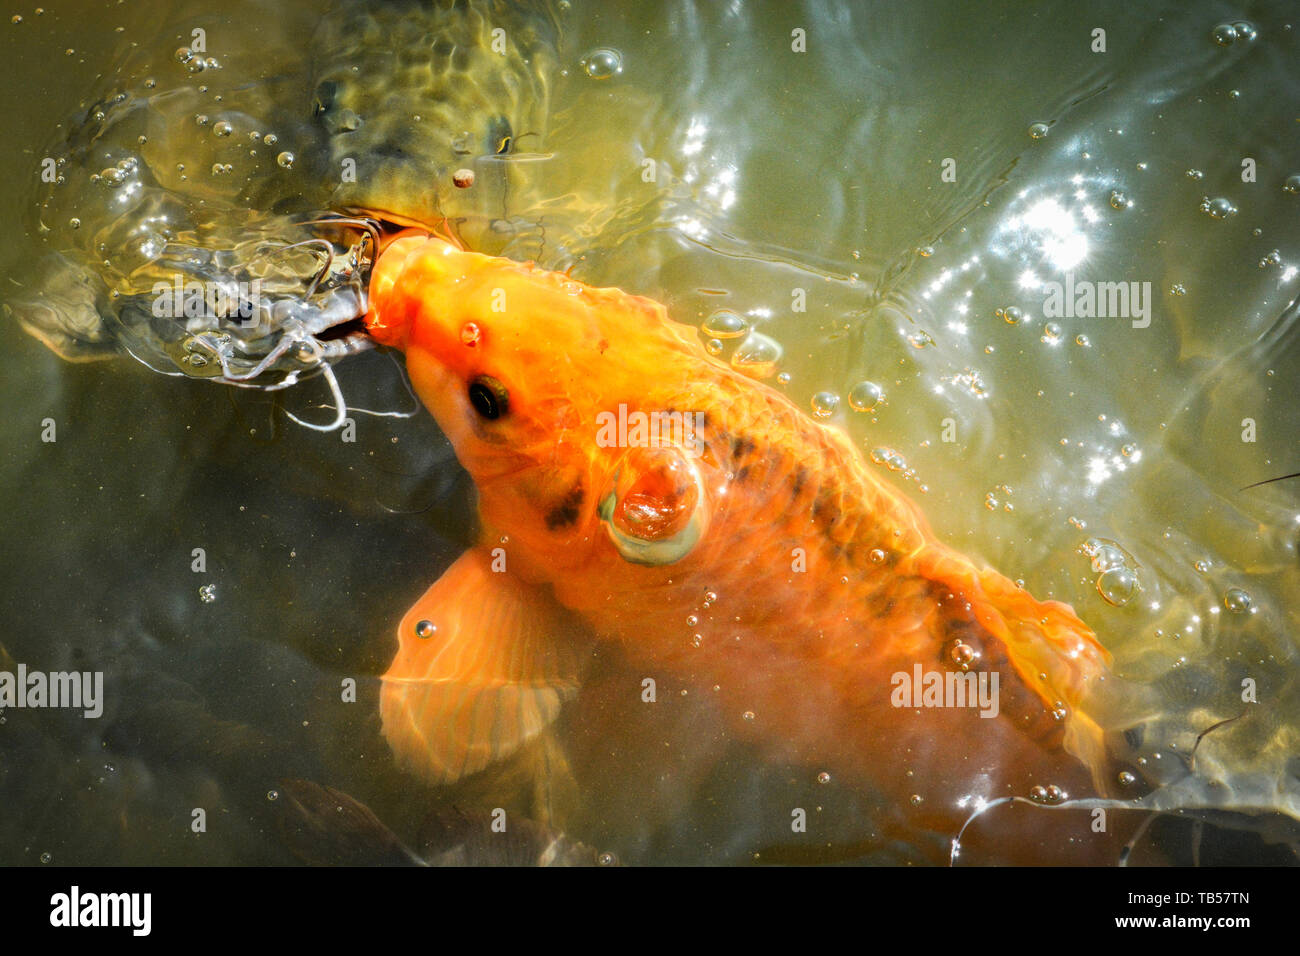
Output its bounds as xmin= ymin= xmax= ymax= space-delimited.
xmin=380 ymin=548 xmax=591 ymax=785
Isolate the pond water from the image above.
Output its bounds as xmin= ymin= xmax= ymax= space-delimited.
xmin=0 ymin=0 xmax=1297 ymax=865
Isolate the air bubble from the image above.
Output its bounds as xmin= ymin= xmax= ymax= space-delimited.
xmin=742 ymin=710 xmax=755 ymax=722
xmin=810 ymin=392 xmax=839 ymax=418
xmin=581 ymin=48 xmax=623 ymax=79
xmin=730 ymin=332 xmax=783 ymax=378
xmin=267 ymin=790 xmax=279 ymax=801
xmin=701 ymin=309 xmax=748 ymax=339
xmin=1223 ymin=587 xmax=1253 ymax=613
xmin=1041 ymin=323 xmax=1062 ymax=344
xmin=1212 ymin=23 xmax=1238 ymax=45
xmin=1109 ymin=190 xmax=1130 ymax=210
xmin=213 ymin=120 xmax=233 ymax=137
xmin=704 ymin=338 xmax=723 ymax=355
xmin=847 ymin=381 xmax=884 ymax=412
xmin=817 ymin=772 xmax=831 ymax=784
xmin=1002 ymin=306 xmax=1023 ymax=325
xmin=949 ymin=642 xmax=977 ymax=669
xmin=416 ymin=620 xmax=437 ymax=638
xmin=1097 ymin=566 xmax=1139 ymax=606
xmin=1117 ymin=770 xmax=1137 ymax=787
xmin=1283 ymin=175 xmax=1300 ymax=195
xmin=276 ymin=151 xmax=295 ymax=169
xmin=1027 ymin=122 xmax=1049 ymax=140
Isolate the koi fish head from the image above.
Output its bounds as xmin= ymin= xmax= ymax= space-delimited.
xmin=366 ymin=232 xmax=713 ymax=575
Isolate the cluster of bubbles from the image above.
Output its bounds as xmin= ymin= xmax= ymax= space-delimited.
xmin=1028 ymin=783 xmax=1066 ymax=803
xmin=1078 ymin=537 xmax=1141 ymax=607
xmin=90 ymin=156 xmax=139 ymax=188
xmin=1200 ymin=196 xmax=1238 ymax=220
xmin=698 ymin=308 xmax=788 ymax=380
xmin=198 ymin=583 xmax=217 ymax=604
xmin=984 ymin=484 xmax=1014 ymax=513
xmin=174 ymin=46 xmax=220 ymax=74
xmin=700 ymin=308 xmax=748 ymax=356
xmin=870 ymin=446 xmax=926 ymax=491
xmin=948 ymin=366 xmax=988 ymax=398
xmin=1211 ymin=21 xmax=1257 ymax=46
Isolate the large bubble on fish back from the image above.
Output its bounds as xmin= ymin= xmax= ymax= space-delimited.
xmin=729 ymin=331 xmax=783 ymax=378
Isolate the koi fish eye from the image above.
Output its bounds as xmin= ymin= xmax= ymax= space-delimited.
xmin=468 ymin=376 xmax=509 ymax=420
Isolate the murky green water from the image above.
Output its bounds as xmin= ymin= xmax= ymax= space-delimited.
xmin=1 ymin=0 xmax=1297 ymax=865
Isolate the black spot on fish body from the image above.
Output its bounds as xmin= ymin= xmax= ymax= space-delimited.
xmin=546 ymin=483 xmax=584 ymax=530
xmin=792 ymin=466 xmax=810 ymax=498
xmin=812 ymin=489 xmax=838 ymax=526
xmin=730 ymin=435 xmax=757 ymax=462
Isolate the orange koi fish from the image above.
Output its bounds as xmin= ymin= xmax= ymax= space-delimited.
xmin=364 ymin=231 xmax=1137 ymax=864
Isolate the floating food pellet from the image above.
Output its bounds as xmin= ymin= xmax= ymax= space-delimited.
xmin=453 ymin=168 xmax=475 ymax=188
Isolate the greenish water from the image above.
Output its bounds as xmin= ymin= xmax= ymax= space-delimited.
xmin=0 ymin=0 xmax=1297 ymax=865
